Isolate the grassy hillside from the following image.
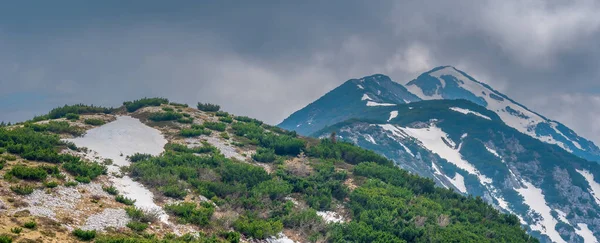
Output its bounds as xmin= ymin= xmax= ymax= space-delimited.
xmin=0 ymin=98 xmax=536 ymax=242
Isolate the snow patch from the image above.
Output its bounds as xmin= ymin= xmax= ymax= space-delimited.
xmin=485 ymin=146 xmax=500 ymax=158
xmin=361 ymin=94 xmax=372 ymax=101
xmin=555 ymin=209 xmax=569 ymax=224
xmin=387 ymin=110 xmax=398 ymax=122
xmin=576 ymin=169 xmax=600 ymax=206
xmin=516 ymin=180 xmax=566 ymax=243
xmin=575 ymin=223 xmax=598 ymax=243
xmin=267 ymin=233 xmax=297 ymax=243
xmin=394 ymin=124 xmax=492 ymax=184
xmin=65 ymin=116 xmax=170 ymax=223
xmin=448 ymin=173 xmax=467 ymax=193
xmin=366 ymin=101 xmax=396 ymax=106
xmin=364 ymin=134 xmax=377 ymax=144
xmin=449 ymin=107 xmax=491 ymax=120
xmin=317 ymin=211 xmax=345 ymax=223
xmin=379 ymin=124 xmax=414 ymax=156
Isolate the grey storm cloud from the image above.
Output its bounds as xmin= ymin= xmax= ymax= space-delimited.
xmin=2 ymin=0 xmax=600 ymax=143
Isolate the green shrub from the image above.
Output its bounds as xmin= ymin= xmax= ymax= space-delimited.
xmin=169 ymin=102 xmax=189 ymax=108
xmin=64 ymin=181 xmax=78 ymax=187
xmin=219 ymin=116 xmax=233 ymax=123
xmin=160 ymin=184 xmax=188 ymax=199
xmin=84 ymin=118 xmax=105 ymax=126
xmin=73 ymin=228 xmax=96 ymax=241
xmin=8 ymin=165 xmax=47 ymax=181
xmin=252 ymin=148 xmax=276 ymax=163
xmin=126 ymin=221 xmax=148 ymax=232
xmin=215 ymin=111 xmax=229 ymax=117
xmin=182 ymin=113 xmax=191 ymax=117
xmin=10 ymin=227 xmax=22 ymax=234
xmin=102 ymin=185 xmax=119 ymax=195
xmin=10 ymin=184 xmax=34 ymax=195
xmin=116 ymin=195 xmax=136 ymax=205
xmin=125 ymin=207 xmax=160 ymax=223
xmin=251 ymin=179 xmax=292 ymax=200
xmin=32 ymin=104 xmax=114 ymax=121
xmin=0 ymin=159 xmax=5 ymax=170
xmin=234 ymin=116 xmax=263 ymax=125
xmin=164 ymin=202 xmax=215 ymax=226
xmin=23 ymin=221 xmax=36 ymax=229
xmin=127 ymin=153 xmax=153 ymax=162
xmin=65 ymin=113 xmax=80 ymax=120
xmin=197 ymin=102 xmax=220 ymax=112
xmin=62 ymin=158 xmax=106 ymax=180
xmin=0 ymin=126 xmax=79 ymax=163
xmin=233 ymin=216 xmax=282 ymax=239
xmin=2 ymin=154 xmax=16 ymax=161
xmin=123 ymin=98 xmax=169 ymax=112
xmin=177 ymin=117 xmax=194 ymax=124
xmin=162 ymin=107 xmax=174 ymax=112
xmin=75 ymin=176 xmax=91 ymax=183
xmin=203 ymin=122 xmax=226 ymax=132
xmin=148 ymin=112 xmax=183 ymax=122
xmin=220 ymin=132 xmax=230 ymax=140
xmin=26 ymin=121 xmax=85 ymax=136
xmin=44 ymin=181 xmax=59 ymax=188
xmin=0 ymin=235 xmax=11 ymax=243
xmin=179 ymin=128 xmax=211 ymax=137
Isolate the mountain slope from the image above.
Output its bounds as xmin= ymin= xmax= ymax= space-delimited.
xmin=312 ymin=100 xmax=600 ymax=243
xmin=279 ymin=74 xmax=420 ymax=136
xmin=0 ymin=98 xmax=534 ymax=242
xmin=406 ymin=66 xmax=600 ymax=163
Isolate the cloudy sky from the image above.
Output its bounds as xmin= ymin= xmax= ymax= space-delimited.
xmin=2 ymin=1 xmax=600 ymax=143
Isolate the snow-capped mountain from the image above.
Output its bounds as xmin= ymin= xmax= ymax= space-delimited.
xmin=279 ymin=74 xmax=420 ymax=136
xmin=278 ymin=68 xmax=600 ymax=243
xmin=406 ymin=66 xmax=600 ymax=163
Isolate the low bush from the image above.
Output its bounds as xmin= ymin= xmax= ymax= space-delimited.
xmin=125 ymin=207 xmax=160 ymax=223
xmin=127 ymin=153 xmax=153 ymax=162
xmin=44 ymin=181 xmax=59 ymax=188
xmin=8 ymin=165 xmax=48 ymax=181
xmin=123 ymin=98 xmax=169 ymax=112
xmin=73 ymin=228 xmax=96 ymax=241
xmin=177 ymin=117 xmax=194 ymax=124
xmin=215 ymin=111 xmax=229 ymax=117
xmin=219 ymin=116 xmax=233 ymax=123
xmin=62 ymin=158 xmax=106 ymax=181
xmin=162 ymin=107 xmax=174 ymax=112
xmin=0 ymin=235 xmax=11 ymax=243
xmin=252 ymin=148 xmax=276 ymax=163
xmin=203 ymin=122 xmax=226 ymax=132
xmin=233 ymin=216 xmax=282 ymax=239
xmin=64 ymin=181 xmax=78 ymax=187
xmin=197 ymin=103 xmax=220 ymax=112
xmin=32 ymin=104 xmax=114 ymax=121
xmin=179 ymin=128 xmax=211 ymax=137
xmin=164 ymin=202 xmax=215 ymax=226
xmin=23 ymin=221 xmax=36 ymax=229
xmin=115 ymin=195 xmax=136 ymax=205
xmin=84 ymin=119 xmax=105 ymax=126
xmin=102 ymin=185 xmax=119 ymax=195
xmin=169 ymin=102 xmax=189 ymax=108
xmin=10 ymin=227 xmax=22 ymax=234
xmin=148 ymin=112 xmax=183 ymax=122
xmin=126 ymin=221 xmax=148 ymax=232
xmin=26 ymin=121 xmax=85 ymax=136
xmin=10 ymin=184 xmax=34 ymax=195
xmin=234 ymin=116 xmax=263 ymax=125
xmin=65 ymin=113 xmax=80 ymax=120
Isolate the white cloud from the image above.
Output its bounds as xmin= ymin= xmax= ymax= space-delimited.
xmin=477 ymin=0 xmax=600 ymax=66
xmin=385 ymin=43 xmax=434 ymax=75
